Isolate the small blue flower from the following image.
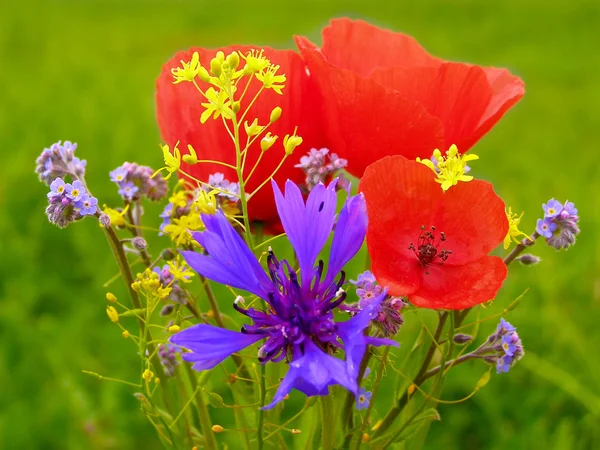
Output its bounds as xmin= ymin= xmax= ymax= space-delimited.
xmin=542 ymin=199 xmax=563 ymax=218
xmin=563 ymin=201 xmax=578 ymax=216
xmin=78 ymin=194 xmax=98 ymax=216
xmin=47 ymin=177 xmax=67 ymax=199
xmin=536 ymin=218 xmax=556 ymax=238
xmin=496 ymin=318 xmax=516 ymax=334
xmin=351 ymin=270 xmax=377 ymax=289
xmin=496 ymin=355 xmax=513 ymax=374
xmin=501 ymin=334 xmax=517 ymax=357
xmin=356 ymin=387 xmax=372 ymax=410
xmin=65 ymin=180 xmax=86 ymax=202
xmin=118 ymin=181 xmax=139 ymax=200
xmin=110 ymin=166 xmax=128 ymax=183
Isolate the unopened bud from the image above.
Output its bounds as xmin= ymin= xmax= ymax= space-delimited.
xmin=211 ymin=424 xmax=224 ymax=433
xmin=154 ymin=377 xmax=161 ymax=384
xmin=516 ymin=254 xmax=541 ymax=266
xmin=270 ymin=106 xmax=282 ymax=123
xmin=106 ymin=292 xmax=117 ymax=303
xmin=106 ymin=306 xmax=119 ymax=323
xmin=215 ymin=51 xmax=225 ymax=62
xmin=453 ymin=333 xmax=473 ymax=344
xmin=122 ymin=330 xmax=130 ymax=338
xmin=131 ymin=281 xmax=141 ymax=292
xmin=142 ymin=369 xmax=154 ymax=383
xmin=232 ymin=101 xmax=241 ymax=114
xmin=198 ymin=66 xmax=210 ymax=82
xmin=291 ymin=429 xmax=302 ymax=435
xmin=160 ymin=304 xmax=174 ymax=316
xmin=210 ymin=58 xmax=222 ymax=77
xmin=362 ymin=433 xmax=370 ymax=443
xmin=99 ymin=213 xmax=111 ymax=228
xmin=221 ymin=61 xmax=230 ymax=72
xmin=207 ymin=392 xmax=225 ymax=408
xmin=168 ymin=325 xmax=181 ymax=333
xmin=161 ymin=248 xmax=177 ymax=261
xmin=226 ymin=52 xmax=240 ymax=69
xmin=407 ymin=383 xmax=416 ymax=396
xmin=132 ymin=237 xmax=147 ymax=251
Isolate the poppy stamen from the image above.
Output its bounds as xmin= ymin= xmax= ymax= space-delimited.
xmin=408 ymin=225 xmax=452 ymax=269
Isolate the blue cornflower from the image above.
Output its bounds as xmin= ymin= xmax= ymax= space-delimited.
xmin=536 ymin=199 xmax=580 ymax=250
xmin=65 ymin=180 xmax=86 ymax=202
xmin=118 ymin=181 xmax=139 ymax=200
xmin=172 ymin=179 xmax=397 ymax=409
xmin=78 ymin=194 xmax=98 ymax=216
xmin=356 ymin=387 xmax=372 ymax=410
xmin=542 ymin=199 xmax=563 ymax=218
xmin=536 ymin=218 xmax=556 ymax=238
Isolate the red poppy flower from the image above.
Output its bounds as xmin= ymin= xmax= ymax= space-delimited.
xmin=295 ymin=18 xmax=525 ymax=177
xmin=359 ymin=156 xmax=508 ymax=310
xmin=156 ymin=46 xmax=325 ymax=230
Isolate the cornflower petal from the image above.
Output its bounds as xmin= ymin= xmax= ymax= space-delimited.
xmin=263 ymin=340 xmax=357 ymax=410
xmin=171 ymin=324 xmax=264 ymax=371
xmin=272 ymin=180 xmax=337 ymax=287
xmin=324 ymin=191 xmax=368 ymax=286
xmin=182 ymin=212 xmax=272 ymax=299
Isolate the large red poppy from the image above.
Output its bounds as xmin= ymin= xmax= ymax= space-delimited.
xmin=359 ymin=156 xmax=508 ymax=310
xmin=156 ymin=46 xmax=325 ymax=229
xmin=295 ymin=18 xmax=525 ymax=177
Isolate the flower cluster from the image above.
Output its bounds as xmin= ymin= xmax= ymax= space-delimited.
xmin=487 ymin=319 xmax=525 ymax=374
xmin=536 ymin=199 xmax=580 ymax=250
xmin=109 ymin=162 xmax=168 ymax=202
xmin=158 ymin=344 xmax=180 ymax=377
xmin=46 ymin=178 xmax=98 ymax=228
xmin=417 ymin=144 xmax=479 ymax=191
xmin=35 ymin=141 xmax=87 ymax=185
xmin=351 ymin=271 xmax=405 ymax=336
xmin=152 ymin=264 xmax=186 ymax=304
xmin=295 ymin=148 xmax=349 ymax=192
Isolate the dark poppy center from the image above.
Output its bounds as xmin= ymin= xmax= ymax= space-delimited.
xmin=409 ymin=225 xmax=451 ymax=268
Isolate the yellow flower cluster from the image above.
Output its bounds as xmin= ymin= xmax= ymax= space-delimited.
xmin=417 ymin=144 xmax=479 ymax=191
xmin=132 ymin=268 xmax=172 ymax=300
xmin=504 ymin=207 xmax=532 ymax=249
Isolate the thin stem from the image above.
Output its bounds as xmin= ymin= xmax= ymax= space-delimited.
xmin=373 ymin=312 xmax=448 ymax=438
xmin=504 ymin=231 xmax=539 ymax=266
xmin=247 ymin=154 xmax=289 ymax=200
xmin=257 ymin=363 xmax=266 ymax=450
xmin=125 ymin=202 xmax=152 ymax=267
xmin=244 ymin=149 xmax=265 ymax=184
xmin=184 ymin=364 xmax=217 ymax=450
xmin=320 ymin=395 xmax=335 ymax=450
xmin=195 ymin=159 xmax=237 ymax=170
xmin=342 ymin=349 xmax=372 ymax=432
xmin=422 ymin=353 xmax=481 ymax=381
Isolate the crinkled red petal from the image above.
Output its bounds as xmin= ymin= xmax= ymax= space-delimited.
xmin=296 ymin=37 xmax=444 ymax=177
xmin=410 ymin=255 xmax=508 ymax=310
xmin=156 ymin=45 xmax=325 ymax=228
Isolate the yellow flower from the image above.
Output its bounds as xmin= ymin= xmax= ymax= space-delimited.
xmin=156 ymin=285 xmax=172 ymax=299
xmin=168 ymin=260 xmax=194 ymax=283
xmin=244 ymin=118 xmax=264 ymax=137
xmin=106 ymin=292 xmax=117 ymax=303
xmin=106 ymin=306 xmax=119 ymax=323
xmin=171 ymin=51 xmax=204 ymax=84
xmin=241 ymin=49 xmax=270 ymax=74
xmin=283 ymin=127 xmax=303 ymax=155
xmin=201 ymin=88 xmax=234 ymax=123
xmin=101 ymin=204 xmax=129 ymax=228
xmin=169 ymin=190 xmax=188 ymax=209
xmin=504 ymin=207 xmax=532 ymax=249
xmin=142 ymin=369 xmax=154 ymax=383
xmin=256 ymin=64 xmax=286 ymax=94
xmin=163 ymin=215 xmax=202 ymax=247
xmin=182 ymin=144 xmax=199 ymax=165
xmin=193 ymin=190 xmax=218 ymax=214
xmin=152 ymin=143 xmax=181 ymax=180
xmin=261 ymin=132 xmax=278 ymax=151
xmin=417 ymin=144 xmax=479 ymax=191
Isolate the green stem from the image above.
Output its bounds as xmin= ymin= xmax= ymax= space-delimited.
xmin=257 ymin=363 xmax=266 ymax=450
xmin=230 ymin=113 xmax=254 ymax=249
xmin=504 ymin=231 xmax=539 ymax=266
xmin=342 ymin=348 xmax=372 ymax=432
xmin=373 ymin=312 xmax=448 ymax=438
xmin=184 ymin=364 xmax=217 ymax=450
xmin=320 ymin=395 xmax=335 ymax=450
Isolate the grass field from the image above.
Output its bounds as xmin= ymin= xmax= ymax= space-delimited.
xmin=1 ymin=0 xmax=599 ymax=448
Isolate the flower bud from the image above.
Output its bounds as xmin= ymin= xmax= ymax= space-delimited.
xmin=232 ymin=101 xmax=241 ymax=114
xmin=211 ymin=424 xmax=224 ymax=433
xmin=161 ymin=248 xmax=177 ymax=261
xmin=168 ymin=325 xmax=181 ymax=333
xmin=226 ymin=52 xmax=240 ymax=69
xmin=106 ymin=306 xmax=119 ymax=323
xmin=131 ymin=281 xmax=141 ymax=292
xmin=207 ymin=392 xmax=225 ymax=408
xmin=260 ymin=133 xmax=278 ymax=151
xmin=362 ymin=434 xmax=370 ymax=443
xmin=215 ymin=51 xmax=225 ymax=62
xmin=516 ymin=254 xmax=542 ymax=265
xmin=291 ymin=429 xmax=302 ymax=435
xmin=106 ymin=292 xmax=117 ymax=303
xmin=160 ymin=304 xmax=174 ymax=316
xmin=197 ymin=66 xmax=211 ymax=82
xmin=283 ymin=130 xmax=303 ymax=155
xmin=210 ymin=58 xmax=222 ymax=77
xmin=453 ymin=333 xmax=473 ymax=344
xmin=99 ymin=213 xmax=111 ymax=228
xmin=122 ymin=330 xmax=130 ymax=338
xmin=132 ymin=237 xmax=147 ymax=251
xmin=270 ymin=106 xmax=282 ymax=123
xmin=142 ymin=369 xmax=154 ymax=383
xmin=182 ymin=144 xmax=198 ymax=165
xmin=244 ymin=118 xmax=263 ymax=137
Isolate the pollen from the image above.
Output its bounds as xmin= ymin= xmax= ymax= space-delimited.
xmin=417 ymin=144 xmax=479 ymax=191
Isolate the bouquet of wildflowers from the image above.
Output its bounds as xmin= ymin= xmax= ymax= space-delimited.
xmin=36 ymin=18 xmax=580 ymax=449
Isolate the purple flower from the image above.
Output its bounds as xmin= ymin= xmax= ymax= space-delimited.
xmin=496 ymin=355 xmax=513 ymax=373
xmin=356 ymin=387 xmax=372 ymax=410
xmin=485 ymin=318 xmax=524 ymax=374
xmin=109 ymin=166 xmax=128 ymax=183
xmin=158 ymin=344 xmax=180 ymax=377
xmin=65 ymin=180 xmax=86 ymax=202
xmin=563 ymin=201 xmax=578 ymax=216
xmin=173 ymin=179 xmax=397 ymax=409
xmin=159 ymin=203 xmax=174 ymax=234
xmin=351 ymin=270 xmax=377 ymax=289
xmin=78 ymin=195 xmax=98 ymax=216
xmin=496 ymin=318 xmax=516 ymax=334
xmin=47 ymin=177 xmax=67 ymax=199
xmin=296 ymin=148 xmax=349 ymax=192
xmin=206 ymin=172 xmax=240 ymax=201
xmin=542 ymin=199 xmax=563 ymax=218
xmin=118 ymin=181 xmax=139 ymax=200
xmin=536 ymin=218 xmax=556 ymax=238
xmin=35 ymin=141 xmax=87 ymax=184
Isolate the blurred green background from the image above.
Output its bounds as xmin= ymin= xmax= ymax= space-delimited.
xmin=2 ymin=0 xmax=599 ymax=448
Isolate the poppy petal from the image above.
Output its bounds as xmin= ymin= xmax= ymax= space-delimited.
xmin=296 ymin=37 xmax=444 ymax=176
xmin=156 ymin=46 xmax=325 ymax=228
xmin=360 ymin=156 xmax=443 ymax=295
xmin=410 ymin=255 xmax=508 ymax=310
xmin=432 ymin=180 xmax=508 ymax=265
xmin=320 ymin=18 xmax=441 ymax=76
xmin=370 ymin=63 xmax=493 ymax=152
